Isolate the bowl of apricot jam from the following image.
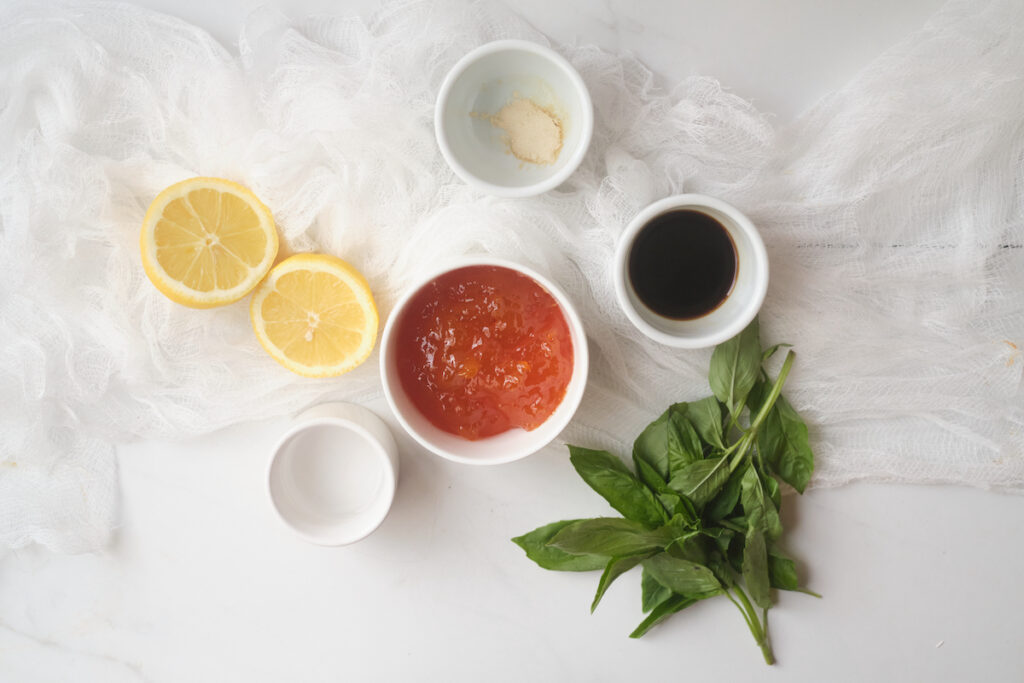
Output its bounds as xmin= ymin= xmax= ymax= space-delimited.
xmin=380 ymin=258 xmax=588 ymax=465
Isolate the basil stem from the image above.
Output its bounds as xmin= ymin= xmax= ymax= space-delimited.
xmin=729 ymin=584 xmax=775 ymax=665
xmin=727 ymin=350 xmax=795 ymax=475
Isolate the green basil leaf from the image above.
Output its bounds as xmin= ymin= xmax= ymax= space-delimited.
xmin=641 ymin=567 xmax=673 ymax=613
xmin=633 ymin=451 xmax=668 ymax=493
xmin=662 ymin=493 xmax=700 ymax=525
xmin=548 ymin=518 xmax=672 ymax=557
xmin=662 ymin=511 xmax=698 ymax=538
xmin=704 ymin=548 xmax=736 ymax=587
xmin=634 ymin=456 xmax=700 ymax=523
xmin=696 ymin=540 xmax=737 ymax=585
xmin=512 ymin=520 xmax=609 ymax=571
xmin=670 ymin=494 xmax=699 ymax=523
xmin=701 ymin=526 xmax=736 ymax=556
xmin=709 ymin=317 xmax=761 ymax=415
xmin=749 ymin=381 xmax=814 ymax=494
xmin=765 ymin=545 xmax=820 ymax=596
xmin=657 ymin=490 xmax=685 ymax=518
xmin=742 ymin=528 xmax=771 ymax=609
xmin=764 ymin=471 xmax=781 ymax=510
xmin=668 ymin=456 xmax=731 ymax=509
xmin=764 ymin=394 xmax=814 ymax=493
xmin=741 ymin=464 xmax=783 ymax=541
xmin=764 ymin=493 xmax=783 ymax=541
xmin=643 ymin=553 xmax=722 ymax=596
xmin=591 ymin=552 xmax=654 ymax=613
xmin=666 ymin=532 xmax=710 ymax=568
xmin=569 ymin=446 xmax=667 ymax=528
xmin=633 ymin=406 xmax=704 ymax=482
xmin=632 ymin=408 xmax=673 ymax=481
xmin=767 ymin=544 xmax=799 ymax=591
xmin=681 ymin=396 xmax=725 ymax=450
xmin=668 ymin=406 xmax=704 ymax=470
xmin=748 ymin=378 xmax=769 ymax=411
xmin=704 ymin=465 xmax=746 ymax=522
xmin=727 ymin=520 xmax=745 ymax=573
xmin=629 ymin=594 xmax=699 ymax=638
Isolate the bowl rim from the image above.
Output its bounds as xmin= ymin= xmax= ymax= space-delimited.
xmin=266 ymin=405 xmax=397 ymax=546
xmin=434 ymin=39 xmax=594 ymax=198
xmin=379 ymin=256 xmax=589 ymax=465
xmin=612 ymin=193 xmax=769 ymax=349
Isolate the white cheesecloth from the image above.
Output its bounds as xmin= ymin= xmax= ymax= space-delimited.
xmin=1 ymin=0 xmax=1021 ymax=553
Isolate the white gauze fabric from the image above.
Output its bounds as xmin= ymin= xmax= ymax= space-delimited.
xmin=0 ymin=0 xmax=1021 ymax=553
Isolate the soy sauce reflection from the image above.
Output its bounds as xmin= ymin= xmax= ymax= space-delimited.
xmin=627 ymin=209 xmax=737 ymax=320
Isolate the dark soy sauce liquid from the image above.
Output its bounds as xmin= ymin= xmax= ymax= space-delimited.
xmin=628 ymin=209 xmax=737 ymax=320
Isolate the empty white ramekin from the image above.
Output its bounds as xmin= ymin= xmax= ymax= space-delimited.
xmin=267 ymin=402 xmax=399 ymax=546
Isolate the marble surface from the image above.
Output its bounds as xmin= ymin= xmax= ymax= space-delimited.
xmin=3 ymin=1 xmax=1023 ymax=681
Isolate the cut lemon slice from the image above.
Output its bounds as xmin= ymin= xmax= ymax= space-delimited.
xmin=140 ymin=177 xmax=279 ymax=308
xmin=250 ymin=253 xmax=379 ymax=377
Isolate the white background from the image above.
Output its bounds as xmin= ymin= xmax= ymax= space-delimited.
xmin=3 ymin=1 xmax=1023 ymax=681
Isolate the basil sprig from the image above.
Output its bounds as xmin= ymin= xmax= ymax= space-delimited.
xmin=512 ymin=318 xmax=817 ymax=665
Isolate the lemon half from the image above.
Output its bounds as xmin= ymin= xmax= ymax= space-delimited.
xmin=140 ymin=177 xmax=278 ymax=308
xmin=250 ymin=254 xmax=379 ymax=377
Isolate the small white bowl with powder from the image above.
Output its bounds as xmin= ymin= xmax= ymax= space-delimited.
xmin=435 ymin=40 xmax=593 ymax=197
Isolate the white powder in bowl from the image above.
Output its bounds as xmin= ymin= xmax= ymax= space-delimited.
xmin=488 ymin=97 xmax=564 ymax=166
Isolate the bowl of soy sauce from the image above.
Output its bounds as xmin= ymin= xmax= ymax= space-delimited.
xmin=613 ymin=194 xmax=768 ymax=349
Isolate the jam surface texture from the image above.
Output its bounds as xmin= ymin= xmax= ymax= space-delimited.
xmin=396 ymin=265 xmax=574 ymax=440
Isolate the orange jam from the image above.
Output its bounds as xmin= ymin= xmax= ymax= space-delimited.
xmin=395 ymin=265 xmax=574 ymax=441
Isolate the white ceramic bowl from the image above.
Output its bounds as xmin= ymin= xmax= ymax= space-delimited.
xmin=613 ymin=194 xmax=769 ymax=349
xmin=435 ymin=39 xmax=593 ymax=197
xmin=267 ymin=402 xmax=399 ymax=546
xmin=380 ymin=257 xmax=588 ymax=465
